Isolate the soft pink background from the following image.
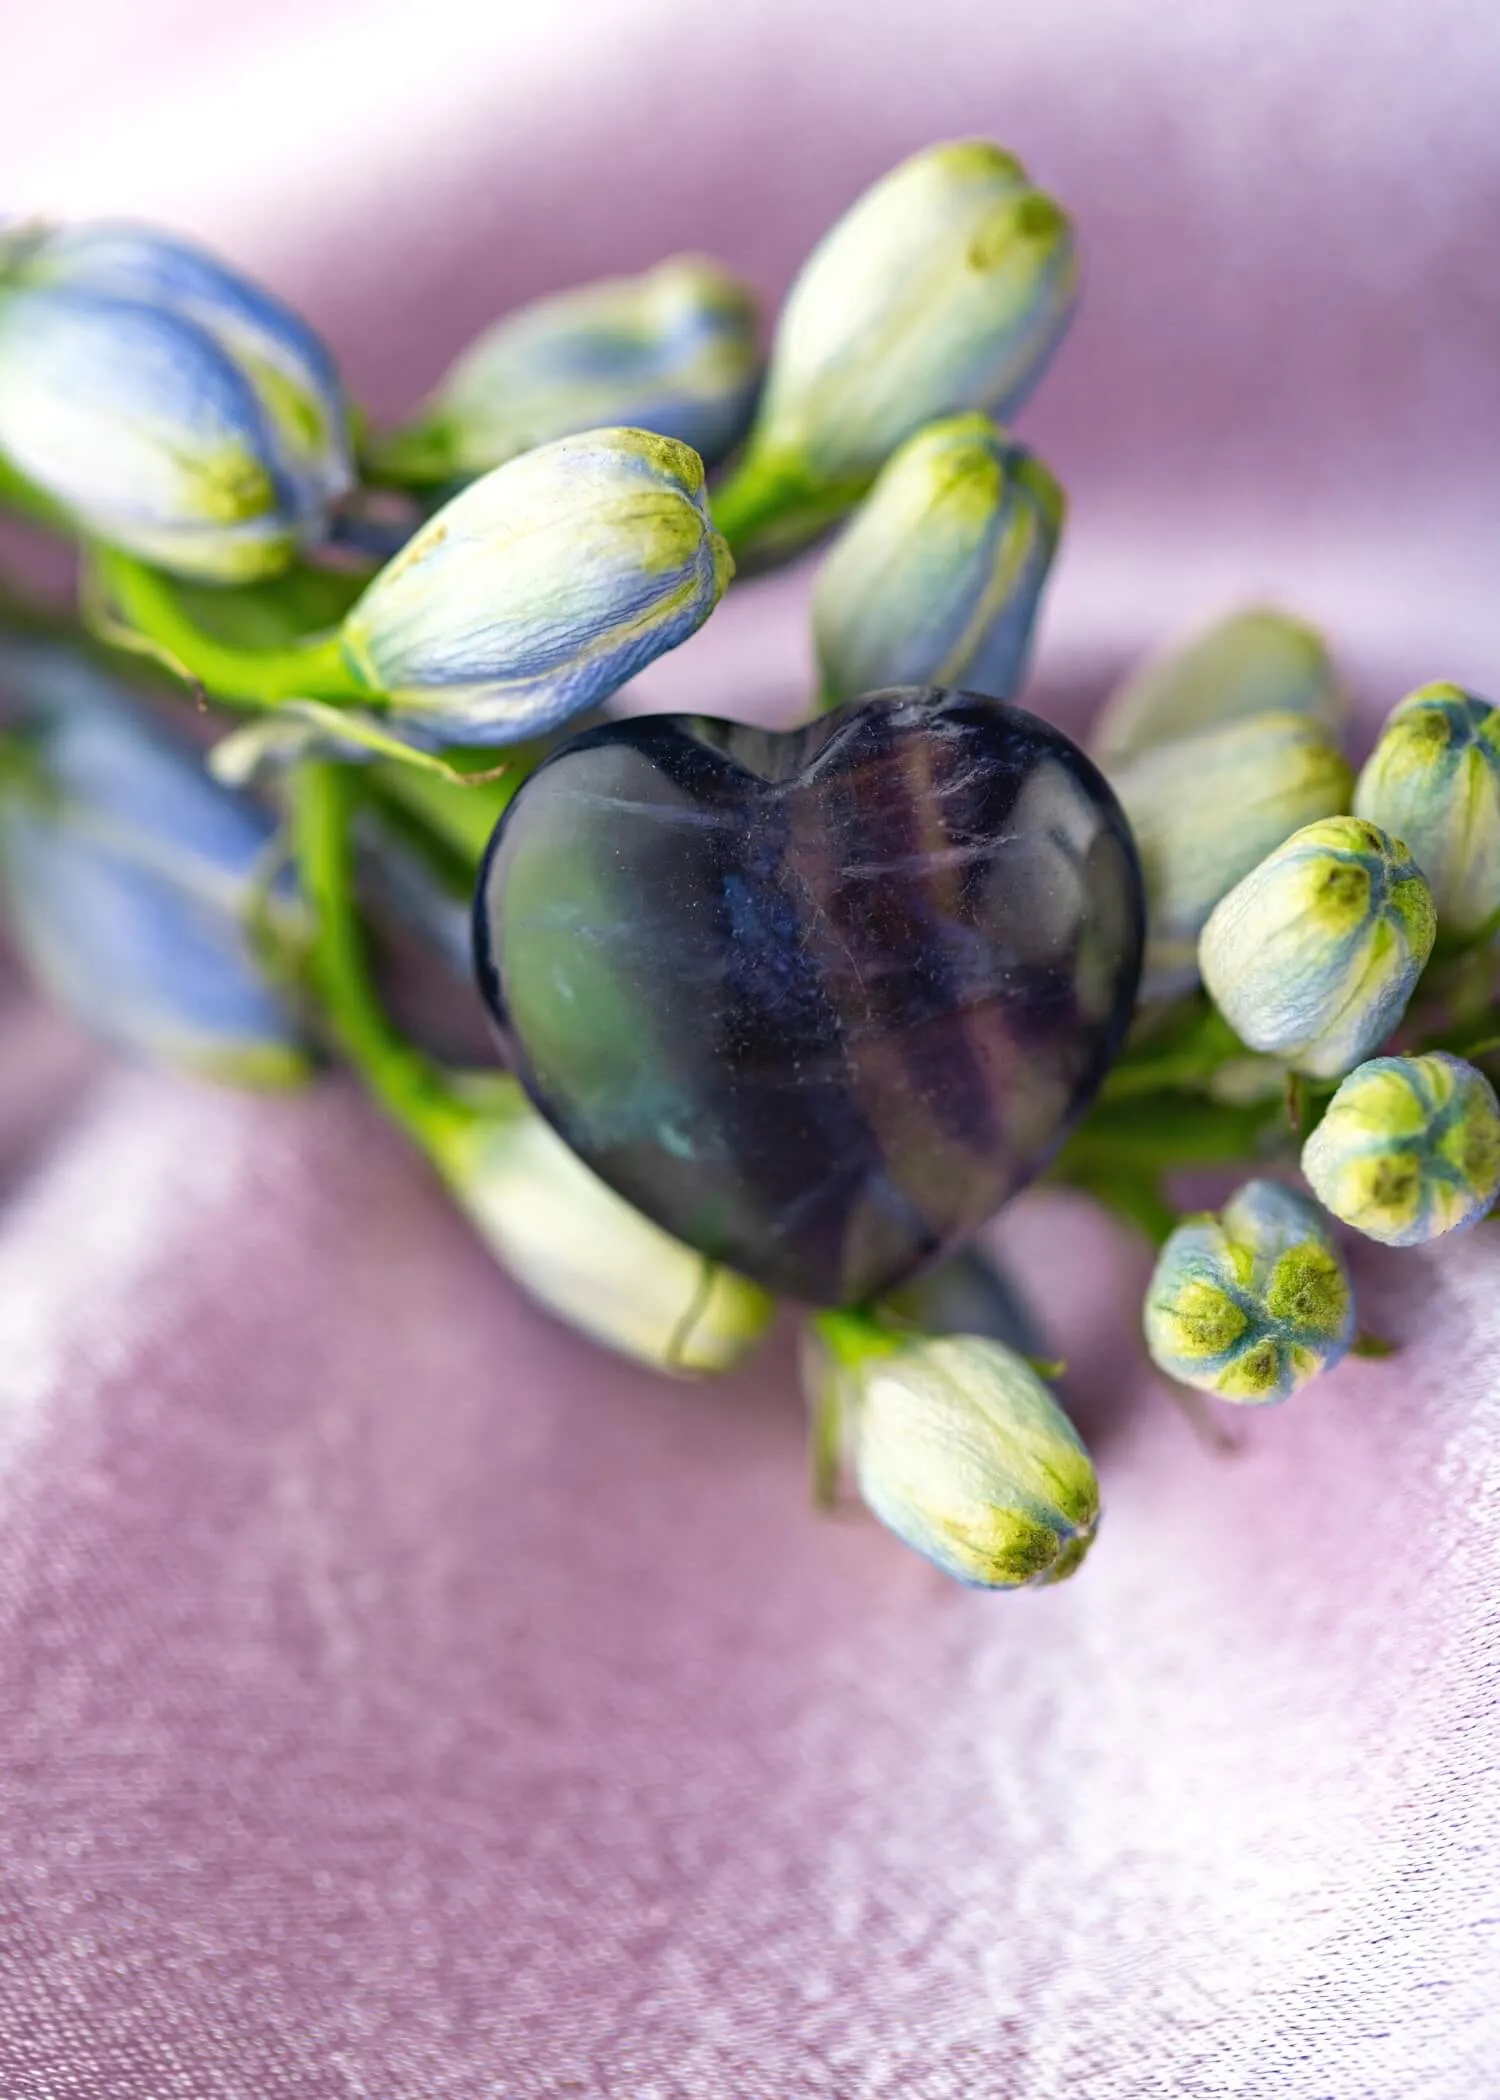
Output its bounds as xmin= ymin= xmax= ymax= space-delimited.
xmin=2 ymin=4 xmax=1498 ymax=2093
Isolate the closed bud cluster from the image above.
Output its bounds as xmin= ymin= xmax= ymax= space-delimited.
xmin=0 ymin=645 xmax=307 ymax=1084
xmin=1199 ymin=817 xmax=1436 ymax=1077
xmin=809 ymin=1316 xmax=1099 ymax=1588
xmin=440 ymin=1081 xmax=774 ymax=1374
xmin=812 ymin=412 xmax=1062 ymax=706
xmin=1302 ymin=1051 xmax=1500 ymax=1245
xmin=1353 ymin=682 xmax=1500 ymax=941
xmin=0 ymin=222 xmax=352 ymax=580
xmin=339 ymin=428 xmax=731 ymax=744
xmin=1093 ymin=606 xmax=1344 ymax=765
xmin=1111 ymin=710 xmax=1353 ymax=999
xmin=379 ymin=257 xmax=761 ymax=484
xmin=1144 ymin=1179 xmax=1355 ymax=1404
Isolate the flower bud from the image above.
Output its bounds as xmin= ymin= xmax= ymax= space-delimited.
xmin=716 ymin=142 xmax=1075 ymax=558
xmin=0 ymin=645 xmax=308 ymax=1084
xmin=379 ymin=258 xmax=761 ymax=484
xmin=811 ymin=413 xmax=1062 ymax=706
xmin=809 ymin=1318 xmax=1099 ymax=1587
xmin=440 ymin=1081 xmax=774 ymax=1373
xmin=339 ymin=428 xmax=732 ymax=744
xmin=1092 ymin=607 xmax=1345 ymax=765
xmin=1199 ymin=817 xmax=1436 ymax=1078
xmin=0 ymin=221 xmax=352 ymax=579
xmin=1302 ymin=1051 xmax=1500 ymax=1245
xmin=1144 ymin=1179 xmax=1354 ymax=1403
xmin=1111 ymin=711 xmax=1353 ymax=1000
xmin=1352 ymin=682 xmax=1500 ymax=940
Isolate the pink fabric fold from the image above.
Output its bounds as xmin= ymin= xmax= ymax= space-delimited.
xmin=1 ymin=3 xmax=1497 ymax=2091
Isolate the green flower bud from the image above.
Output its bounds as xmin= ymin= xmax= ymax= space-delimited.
xmin=1301 ymin=1051 xmax=1500 ymax=1245
xmin=1199 ymin=817 xmax=1436 ymax=1078
xmin=442 ymin=1082 xmax=774 ymax=1373
xmin=810 ymin=1316 xmax=1099 ymax=1588
xmin=715 ymin=142 xmax=1076 ymax=561
xmin=339 ymin=428 xmax=732 ymax=744
xmin=1092 ymin=607 xmax=1345 ymax=766
xmin=1352 ymin=682 xmax=1500 ymax=941
xmin=1144 ymin=1179 xmax=1355 ymax=1404
xmin=377 ymin=257 xmax=761 ymax=484
xmin=1111 ymin=711 xmax=1353 ymax=999
xmin=811 ymin=412 xmax=1062 ymax=706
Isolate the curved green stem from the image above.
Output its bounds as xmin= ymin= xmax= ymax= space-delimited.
xmin=91 ymin=548 xmax=364 ymax=706
xmin=290 ymin=758 xmax=475 ymax=1165
xmin=710 ymin=448 xmax=863 ymax=570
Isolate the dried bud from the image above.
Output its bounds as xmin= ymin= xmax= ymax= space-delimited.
xmin=1199 ymin=817 xmax=1436 ymax=1078
xmin=1302 ymin=1051 xmax=1500 ymax=1245
xmin=1144 ymin=1179 xmax=1355 ymax=1404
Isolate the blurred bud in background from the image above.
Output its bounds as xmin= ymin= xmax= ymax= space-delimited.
xmin=811 ymin=413 xmax=1062 ymax=706
xmin=0 ymin=222 xmax=352 ymax=580
xmin=1092 ymin=607 xmax=1345 ymax=766
xmin=1199 ymin=817 xmax=1436 ymax=1078
xmin=339 ymin=428 xmax=731 ymax=744
xmin=1144 ymin=1178 xmax=1354 ymax=1404
xmin=1353 ymin=683 xmax=1500 ymax=942
xmin=0 ymin=645 xmax=308 ymax=1084
xmin=807 ymin=1314 xmax=1099 ymax=1587
xmin=713 ymin=141 xmax=1076 ymax=561
xmin=375 ymin=258 xmax=761 ymax=486
xmin=1302 ymin=1051 xmax=1500 ymax=1245
xmin=436 ymin=1077 xmax=775 ymax=1374
xmin=1111 ymin=711 xmax=1353 ymax=999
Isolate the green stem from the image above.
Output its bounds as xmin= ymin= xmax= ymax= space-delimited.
xmin=92 ymin=548 xmax=363 ymax=706
xmin=710 ymin=448 xmax=862 ymax=569
xmin=289 ymin=758 xmax=475 ymax=1166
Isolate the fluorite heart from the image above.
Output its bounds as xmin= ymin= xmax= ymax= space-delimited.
xmin=474 ymin=687 xmax=1144 ymax=1305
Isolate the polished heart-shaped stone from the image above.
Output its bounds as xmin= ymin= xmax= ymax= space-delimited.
xmin=474 ymin=687 xmax=1144 ymax=1305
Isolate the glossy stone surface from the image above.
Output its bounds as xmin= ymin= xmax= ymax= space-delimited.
xmin=474 ymin=687 xmax=1144 ymax=1305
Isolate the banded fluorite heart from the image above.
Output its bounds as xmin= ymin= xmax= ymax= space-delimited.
xmin=474 ymin=688 xmax=1144 ymax=1305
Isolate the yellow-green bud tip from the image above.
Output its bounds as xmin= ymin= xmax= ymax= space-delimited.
xmin=1302 ymin=1051 xmax=1500 ymax=1245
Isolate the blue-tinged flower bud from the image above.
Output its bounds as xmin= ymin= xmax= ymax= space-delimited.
xmin=1352 ymin=682 xmax=1500 ymax=941
xmin=1144 ymin=1179 xmax=1354 ymax=1404
xmin=0 ymin=222 xmax=352 ymax=580
xmin=1302 ymin=1052 xmax=1500 ymax=1245
xmin=811 ymin=413 xmax=1062 ymax=706
xmin=1111 ymin=711 xmax=1353 ymax=999
xmin=439 ymin=1080 xmax=774 ymax=1373
xmin=0 ymin=646 xmax=308 ymax=1084
xmin=808 ymin=1316 xmax=1099 ymax=1587
xmin=715 ymin=142 xmax=1075 ymax=560
xmin=379 ymin=258 xmax=761 ymax=484
xmin=1199 ymin=817 xmax=1436 ymax=1078
xmin=1093 ymin=607 xmax=1345 ymax=766
xmin=339 ymin=428 xmax=731 ymax=744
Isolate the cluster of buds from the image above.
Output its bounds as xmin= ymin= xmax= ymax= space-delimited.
xmin=1091 ymin=618 xmax=1498 ymax=1402
xmin=2 ymin=141 xmax=1494 ymax=1597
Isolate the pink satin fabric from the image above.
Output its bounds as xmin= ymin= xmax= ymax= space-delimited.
xmin=1 ymin=4 xmax=1498 ymax=2093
